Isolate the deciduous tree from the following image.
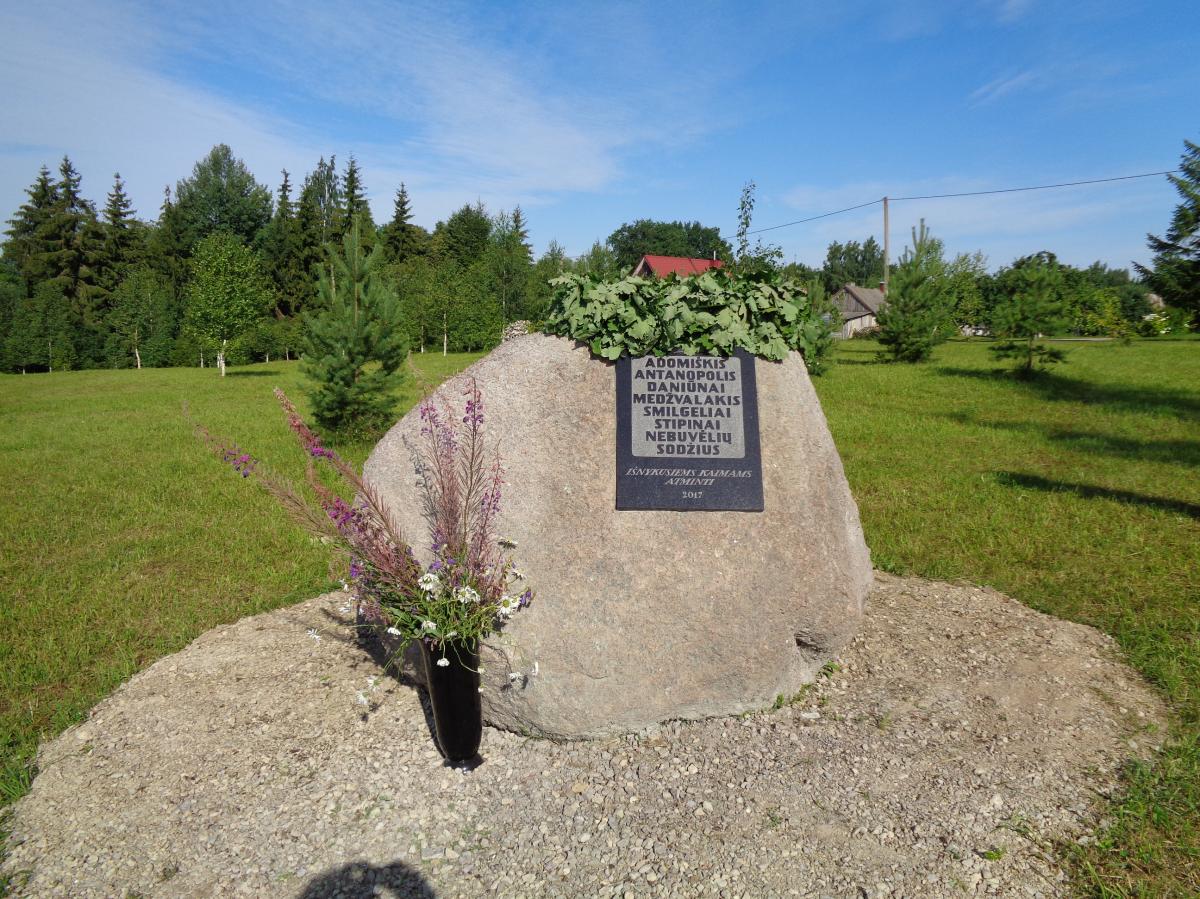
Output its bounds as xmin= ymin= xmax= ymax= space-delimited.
xmin=734 ymin=180 xmax=783 ymax=273
xmin=172 ymin=144 xmax=272 ymax=252
xmin=184 ymin=232 xmax=273 ymax=376
xmin=607 ymin=219 xmax=731 ymax=271
xmin=821 ymin=237 xmax=885 ymax=294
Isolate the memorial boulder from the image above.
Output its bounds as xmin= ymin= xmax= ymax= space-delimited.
xmin=364 ymin=333 xmax=871 ymax=739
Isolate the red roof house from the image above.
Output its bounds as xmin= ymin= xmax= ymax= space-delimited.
xmin=631 ymin=255 xmax=725 ymax=278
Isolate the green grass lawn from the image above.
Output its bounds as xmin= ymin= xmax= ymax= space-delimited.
xmin=1 ymin=338 xmax=1197 ymax=895
xmin=814 ymin=337 xmax=1199 ymax=897
xmin=0 ymin=352 xmax=484 ymax=805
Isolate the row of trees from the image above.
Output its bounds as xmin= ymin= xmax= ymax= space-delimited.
xmin=0 ymin=146 xmax=579 ymax=375
xmin=3 ymin=140 xmax=1195 ymax=384
xmin=867 ymin=137 xmax=1200 ymax=372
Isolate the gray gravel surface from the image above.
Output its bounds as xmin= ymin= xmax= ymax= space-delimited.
xmin=2 ymin=573 xmax=1167 ymax=898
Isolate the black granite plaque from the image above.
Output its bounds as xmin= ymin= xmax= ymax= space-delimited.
xmin=615 ymin=348 xmax=764 ymax=511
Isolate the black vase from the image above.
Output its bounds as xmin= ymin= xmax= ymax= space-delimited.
xmin=420 ymin=640 xmax=483 ymax=767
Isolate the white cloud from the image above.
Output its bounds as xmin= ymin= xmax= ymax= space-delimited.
xmin=993 ymin=0 xmax=1035 ymax=23
xmin=0 ymin=4 xmax=323 ymax=221
xmin=969 ymin=69 xmax=1041 ymax=105
xmin=0 ymin=0 xmax=715 ymax=233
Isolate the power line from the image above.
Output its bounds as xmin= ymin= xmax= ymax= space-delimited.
xmin=746 ymin=199 xmax=881 ymax=235
xmin=744 ymin=168 xmax=1178 ymax=236
xmin=890 ymin=169 xmax=1178 ymax=202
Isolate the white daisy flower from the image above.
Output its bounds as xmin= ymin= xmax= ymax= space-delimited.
xmin=454 ymin=586 xmax=480 ymax=604
xmin=418 ymin=573 xmax=441 ymax=593
xmin=421 ymin=620 xmax=437 ymax=631
xmin=386 ymin=627 xmax=401 ymax=636
xmin=436 ymin=657 xmax=450 ymax=667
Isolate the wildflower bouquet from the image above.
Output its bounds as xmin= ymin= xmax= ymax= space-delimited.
xmin=194 ymin=380 xmax=531 ymax=668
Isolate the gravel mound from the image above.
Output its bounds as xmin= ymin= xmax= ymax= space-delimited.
xmin=2 ymin=574 xmax=1166 ymax=898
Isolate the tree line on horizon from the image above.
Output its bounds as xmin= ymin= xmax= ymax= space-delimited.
xmin=0 ymin=141 xmax=1195 ymax=376
xmin=0 ymin=145 xmax=572 ymax=374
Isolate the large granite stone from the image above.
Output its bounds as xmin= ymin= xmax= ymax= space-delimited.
xmin=364 ymin=334 xmax=872 ymax=739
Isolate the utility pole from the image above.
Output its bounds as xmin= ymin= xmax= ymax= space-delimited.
xmin=882 ymin=196 xmax=890 ymax=295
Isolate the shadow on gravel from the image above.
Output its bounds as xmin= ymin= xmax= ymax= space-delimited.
xmin=350 ymin=620 xmax=444 ymax=758
xmin=298 ymin=860 xmax=436 ymax=898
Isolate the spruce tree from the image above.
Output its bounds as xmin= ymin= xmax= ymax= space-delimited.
xmin=146 ymin=186 xmax=190 ymax=312
xmin=1136 ymin=139 xmax=1200 ymax=319
xmin=378 ymin=183 xmax=429 ymax=264
xmin=4 ymin=282 xmax=76 ymax=373
xmin=486 ymin=209 xmax=534 ymax=321
xmin=510 ymin=206 xmax=531 ymax=255
xmin=99 ymin=173 xmax=139 ymax=294
xmin=302 ymin=223 xmax=409 ymax=433
xmin=335 ymin=156 xmax=375 ymax=258
xmin=876 ymin=220 xmax=954 ymax=362
xmin=6 ymin=291 xmax=47 ymax=373
xmin=3 ymin=165 xmax=59 ymax=289
xmin=262 ymin=170 xmax=310 ymax=315
xmin=110 ymin=266 xmax=172 ymax=369
xmin=294 ymin=181 xmax=326 ymax=301
xmin=40 ymin=157 xmax=106 ymax=362
xmin=434 ymin=202 xmax=491 ymax=268
xmin=0 ymin=264 xmax=22 ymax=372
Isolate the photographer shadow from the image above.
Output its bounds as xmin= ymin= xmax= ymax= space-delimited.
xmin=297 ymin=859 xmax=436 ymax=898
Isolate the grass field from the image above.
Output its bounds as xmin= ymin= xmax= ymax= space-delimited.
xmin=814 ymin=337 xmax=1199 ymax=897
xmin=0 ymin=353 xmax=484 ymax=805
xmin=1 ymin=338 xmax=1198 ymax=895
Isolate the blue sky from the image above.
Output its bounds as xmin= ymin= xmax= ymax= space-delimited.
xmin=1 ymin=0 xmax=1196 ymax=271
